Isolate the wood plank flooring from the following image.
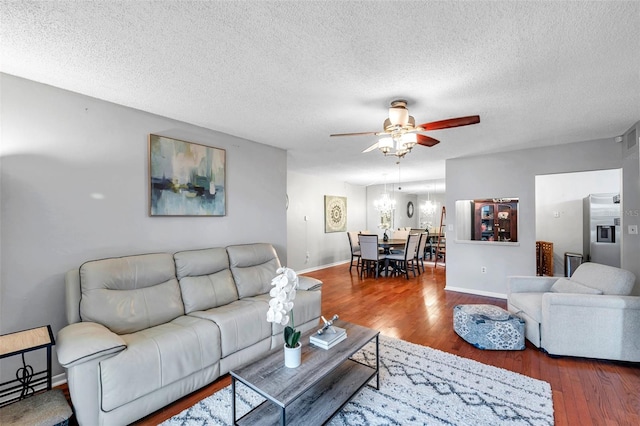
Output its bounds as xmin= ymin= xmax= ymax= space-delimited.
xmin=62 ymin=261 xmax=640 ymax=425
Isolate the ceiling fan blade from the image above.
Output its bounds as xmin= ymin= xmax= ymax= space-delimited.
xmin=417 ymin=115 xmax=480 ymax=131
xmin=417 ymin=134 xmax=440 ymax=147
xmin=330 ymin=131 xmax=378 ymax=137
xmin=362 ymin=142 xmax=379 ymax=153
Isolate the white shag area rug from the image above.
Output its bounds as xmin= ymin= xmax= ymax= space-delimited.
xmin=162 ymin=335 xmax=554 ymax=425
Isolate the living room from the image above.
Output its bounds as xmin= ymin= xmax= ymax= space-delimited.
xmin=1 ymin=2 xmax=639 ymax=425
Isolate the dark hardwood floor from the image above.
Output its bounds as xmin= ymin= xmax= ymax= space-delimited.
xmin=62 ymin=261 xmax=640 ymax=425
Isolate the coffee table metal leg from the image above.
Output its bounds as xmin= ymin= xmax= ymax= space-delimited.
xmin=373 ymin=334 xmax=380 ymax=390
xmin=231 ymin=377 xmax=236 ymax=425
xmin=281 ymin=406 xmax=285 ymax=426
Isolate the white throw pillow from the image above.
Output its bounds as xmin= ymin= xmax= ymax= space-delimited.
xmin=550 ymin=277 xmax=603 ymax=295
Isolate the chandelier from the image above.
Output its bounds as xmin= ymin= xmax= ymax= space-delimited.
xmin=374 ymin=192 xmax=396 ymax=216
xmin=422 ymin=183 xmax=436 ymax=215
xmin=422 ymin=199 xmax=436 ymax=215
xmin=374 ymin=177 xmax=396 ymax=217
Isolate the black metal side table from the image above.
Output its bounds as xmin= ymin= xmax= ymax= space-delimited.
xmin=0 ymin=325 xmax=72 ymax=426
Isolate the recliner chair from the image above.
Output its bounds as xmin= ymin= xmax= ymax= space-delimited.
xmin=507 ymin=262 xmax=639 ymax=362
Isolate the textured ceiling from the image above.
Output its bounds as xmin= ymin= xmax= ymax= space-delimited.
xmin=1 ymin=1 xmax=639 ymax=193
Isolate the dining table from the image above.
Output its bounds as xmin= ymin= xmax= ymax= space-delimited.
xmin=377 ymin=238 xmax=407 ymax=254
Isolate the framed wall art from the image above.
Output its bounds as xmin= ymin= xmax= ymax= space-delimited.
xmin=324 ymin=195 xmax=347 ymax=233
xmin=149 ymin=134 xmax=226 ymax=216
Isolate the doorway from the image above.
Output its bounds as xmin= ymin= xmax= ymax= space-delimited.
xmin=535 ymin=169 xmax=621 ymax=276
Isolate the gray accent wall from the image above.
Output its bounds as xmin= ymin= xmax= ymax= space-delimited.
xmin=0 ymin=74 xmax=287 ymax=376
xmin=621 ymin=121 xmax=640 ymax=290
xmin=446 ymin=137 xmax=627 ymax=298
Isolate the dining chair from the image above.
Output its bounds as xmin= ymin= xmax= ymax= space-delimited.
xmin=414 ymin=232 xmax=429 ymax=274
xmin=386 ymin=233 xmax=420 ymax=279
xmin=393 ymin=229 xmax=411 ymax=240
xmin=389 ymin=229 xmax=411 ymax=254
xmin=347 ymin=231 xmax=361 ymax=273
xmin=358 ymin=234 xmax=387 ymax=279
xmin=424 ymin=230 xmax=438 ymax=261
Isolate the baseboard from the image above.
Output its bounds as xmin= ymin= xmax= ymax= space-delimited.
xmin=53 ymin=372 xmax=67 ymax=388
xmin=297 ymin=260 xmax=349 ymax=275
xmin=445 ymin=286 xmax=506 ymax=300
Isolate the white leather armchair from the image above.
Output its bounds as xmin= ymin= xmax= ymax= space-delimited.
xmin=507 ymin=262 xmax=639 ymax=362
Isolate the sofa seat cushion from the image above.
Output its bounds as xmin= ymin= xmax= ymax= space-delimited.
xmin=189 ymin=300 xmax=272 ymax=358
xmin=100 ymin=316 xmax=220 ymax=412
xmin=246 ymin=290 xmax=322 ymax=335
xmin=570 ymin=262 xmax=636 ymax=295
xmin=507 ymin=292 xmax=544 ymax=323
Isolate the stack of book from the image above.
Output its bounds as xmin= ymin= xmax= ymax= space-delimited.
xmin=310 ymin=326 xmax=347 ymax=350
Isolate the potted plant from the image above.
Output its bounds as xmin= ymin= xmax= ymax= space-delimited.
xmin=266 ymin=267 xmax=301 ymax=367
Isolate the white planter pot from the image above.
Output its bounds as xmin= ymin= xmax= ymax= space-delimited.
xmin=284 ymin=343 xmax=301 ymax=368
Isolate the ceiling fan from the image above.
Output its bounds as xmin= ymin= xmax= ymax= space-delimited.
xmin=330 ymin=99 xmax=480 ymax=158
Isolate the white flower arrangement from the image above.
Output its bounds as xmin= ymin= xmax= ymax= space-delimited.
xmin=266 ymin=267 xmax=301 ymax=348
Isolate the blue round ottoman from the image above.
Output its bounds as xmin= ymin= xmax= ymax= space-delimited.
xmin=453 ymin=304 xmax=525 ymax=350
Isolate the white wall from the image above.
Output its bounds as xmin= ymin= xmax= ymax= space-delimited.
xmin=446 ymin=137 xmax=625 ymax=298
xmin=0 ymin=74 xmax=287 ymax=376
xmin=287 ymin=171 xmax=366 ymax=271
xmin=535 ymin=169 xmax=621 ymax=275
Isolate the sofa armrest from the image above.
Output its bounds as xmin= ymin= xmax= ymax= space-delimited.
xmin=57 ymin=322 xmax=126 ymax=368
xmin=507 ymin=276 xmax=558 ymax=294
xmin=298 ymin=276 xmax=322 ymax=291
xmin=540 ymin=293 xmax=640 ymax=362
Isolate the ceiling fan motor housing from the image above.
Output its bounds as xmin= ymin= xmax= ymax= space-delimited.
xmin=388 ymin=99 xmax=409 ymax=127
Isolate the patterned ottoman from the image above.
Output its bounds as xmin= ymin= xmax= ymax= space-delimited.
xmin=453 ymin=304 xmax=525 ymax=350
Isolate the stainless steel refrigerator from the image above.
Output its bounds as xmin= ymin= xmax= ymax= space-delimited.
xmin=583 ymin=193 xmax=621 ymax=267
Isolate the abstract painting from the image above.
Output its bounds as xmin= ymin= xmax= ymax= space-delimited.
xmin=149 ymin=135 xmax=226 ymax=216
xmin=324 ymin=195 xmax=347 ymax=233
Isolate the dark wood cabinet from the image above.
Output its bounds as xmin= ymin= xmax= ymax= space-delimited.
xmin=473 ymin=200 xmax=518 ymax=242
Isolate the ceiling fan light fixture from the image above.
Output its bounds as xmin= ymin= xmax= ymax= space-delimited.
xmin=378 ymin=137 xmax=393 ymax=154
xmin=388 ymin=105 xmax=409 ymax=126
xmin=400 ymin=133 xmax=417 ymax=149
xmin=395 ymin=149 xmax=409 ymax=158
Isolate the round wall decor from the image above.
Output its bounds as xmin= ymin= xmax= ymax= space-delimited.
xmin=407 ymin=201 xmax=414 ymax=218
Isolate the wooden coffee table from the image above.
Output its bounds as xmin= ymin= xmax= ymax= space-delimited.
xmin=230 ymin=320 xmax=379 ymax=425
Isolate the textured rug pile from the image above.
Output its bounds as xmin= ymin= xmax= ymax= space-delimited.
xmin=162 ymin=336 xmax=554 ymax=425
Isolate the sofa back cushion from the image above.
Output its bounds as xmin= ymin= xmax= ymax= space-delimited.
xmin=226 ymin=243 xmax=281 ymax=298
xmin=174 ymin=247 xmax=239 ymax=313
xmin=570 ymin=262 xmax=636 ymax=295
xmin=550 ymin=277 xmax=603 ymax=294
xmin=79 ymin=253 xmax=183 ymax=334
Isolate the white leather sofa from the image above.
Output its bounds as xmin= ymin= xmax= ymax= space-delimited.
xmin=507 ymin=262 xmax=639 ymax=362
xmin=56 ymin=243 xmax=322 ymax=426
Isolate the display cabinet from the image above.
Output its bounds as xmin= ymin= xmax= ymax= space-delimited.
xmin=473 ymin=200 xmax=518 ymax=242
